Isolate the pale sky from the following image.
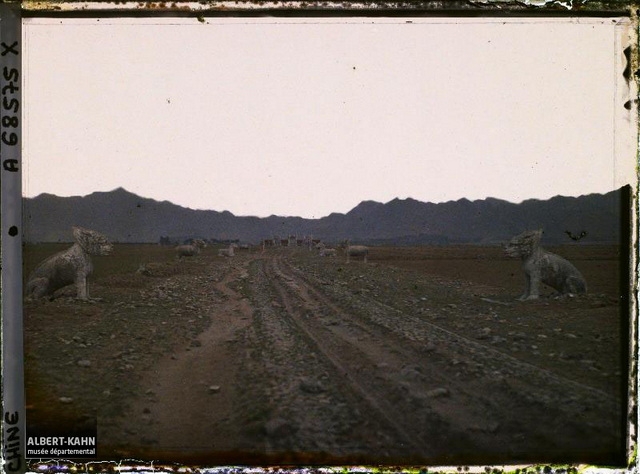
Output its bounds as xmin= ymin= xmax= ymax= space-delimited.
xmin=23 ymin=17 xmax=636 ymax=219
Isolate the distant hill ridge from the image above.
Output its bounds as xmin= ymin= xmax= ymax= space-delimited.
xmin=23 ymin=186 xmax=629 ymax=244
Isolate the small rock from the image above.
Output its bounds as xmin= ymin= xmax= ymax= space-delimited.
xmin=208 ymin=385 xmax=221 ymax=394
xmin=426 ymin=388 xmax=450 ymax=398
xmin=77 ymin=360 xmax=91 ymax=367
xmin=299 ymin=378 xmax=325 ymax=394
xmin=401 ymin=365 xmax=423 ymax=381
xmin=59 ymin=397 xmax=74 ymax=404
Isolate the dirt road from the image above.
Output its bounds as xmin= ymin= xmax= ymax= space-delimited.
xmin=24 ymin=245 xmax=627 ymax=466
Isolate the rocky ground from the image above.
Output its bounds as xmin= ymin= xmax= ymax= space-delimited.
xmin=22 ymin=244 xmax=630 ymax=468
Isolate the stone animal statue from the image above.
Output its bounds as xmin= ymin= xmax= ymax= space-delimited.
xmin=504 ymin=229 xmax=587 ymax=301
xmin=175 ymin=239 xmax=206 ymax=258
xmin=218 ymin=244 xmax=235 ymax=257
xmin=342 ymin=241 xmax=369 ymax=263
xmin=26 ymin=226 xmax=113 ymax=300
xmin=319 ymin=248 xmax=337 ymax=257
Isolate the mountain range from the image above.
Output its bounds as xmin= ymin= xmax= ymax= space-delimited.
xmin=22 ymin=186 xmax=630 ymax=245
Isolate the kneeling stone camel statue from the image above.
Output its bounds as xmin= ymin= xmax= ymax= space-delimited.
xmin=26 ymin=226 xmax=113 ymax=300
xmin=504 ymin=229 xmax=586 ymax=301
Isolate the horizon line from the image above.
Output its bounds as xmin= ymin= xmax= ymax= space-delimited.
xmin=23 ymin=185 xmax=626 ymax=220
